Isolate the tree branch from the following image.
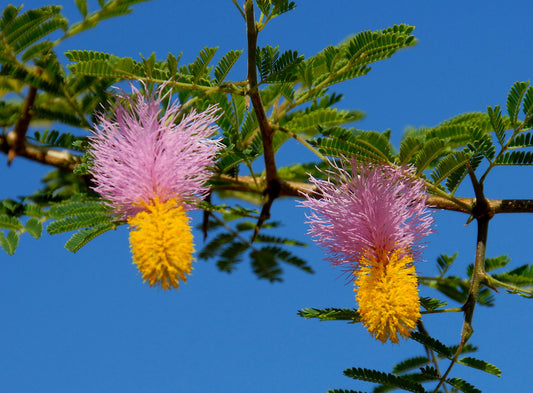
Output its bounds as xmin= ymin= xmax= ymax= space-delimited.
xmin=244 ymin=0 xmax=282 ymax=241
xmin=7 ymin=80 xmax=39 ymax=165
xmin=245 ymin=0 xmax=278 ymax=187
xmin=1 ymin=133 xmax=81 ymax=171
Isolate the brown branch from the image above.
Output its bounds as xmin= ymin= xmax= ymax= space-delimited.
xmin=244 ymin=0 xmax=278 ymax=187
xmin=214 ymin=174 xmax=533 ymax=214
xmin=7 ymin=77 xmax=40 ymax=165
xmin=1 ymin=133 xmax=81 ymax=171
xmin=244 ymin=0 xmax=282 ymax=241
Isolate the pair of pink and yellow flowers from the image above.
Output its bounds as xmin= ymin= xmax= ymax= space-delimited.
xmin=89 ymin=83 xmax=433 ymax=343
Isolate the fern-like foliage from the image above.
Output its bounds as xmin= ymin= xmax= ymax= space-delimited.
xmin=457 ymin=357 xmax=501 ymax=377
xmin=343 ymin=368 xmax=426 ymax=393
xmin=198 ymin=219 xmax=312 ymax=281
xmin=392 ymin=357 xmax=432 ymax=375
xmin=492 ymin=264 xmax=533 ymax=289
xmin=256 ymin=0 xmax=296 ymax=20
xmin=312 ymin=128 xmax=393 ymax=163
xmin=32 ymin=130 xmax=87 ymax=152
xmin=297 ymin=307 xmax=360 ymax=322
xmin=214 ymin=50 xmax=243 ymax=84
xmin=0 ymin=5 xmax=67 ymax=58
xmin=0 ymin=230 xmax=19 ymax=255
xmin=494 ymin=150 xmax=533 ymax=165
xmin=419 ymin=297 xmax=448 ymax=312
xmin=446 ymin=378 xmax=481 ymax=393
xmin=256 ymin=45 xmax=303 ymax=83
xmin=506 ymin=81 xmax=529 ymax=128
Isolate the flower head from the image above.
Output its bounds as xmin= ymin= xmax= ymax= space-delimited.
xmin=301 ymin=159 xmax=434 ymax=342
xmin=355 ymin=249 xmax=421 ymax=344
xmin=301 ymin=160 xmax=433 ymax=273
xmin=89 ymin=82 xmax=222 ymax=289
xmin=90 ymin=83 xmax=221 ymax=220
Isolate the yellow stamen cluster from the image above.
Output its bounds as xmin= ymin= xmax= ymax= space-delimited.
xmin=128 ymin=198 xmax=194 ymax=290
xmin=354 ymin=249 xmax=421 ymax=344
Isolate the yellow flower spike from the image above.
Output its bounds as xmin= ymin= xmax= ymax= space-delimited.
xmin=354 ymin=249 xmax=421 ymax=344
xmin=128 ymin=198 xmax=194 ymax=290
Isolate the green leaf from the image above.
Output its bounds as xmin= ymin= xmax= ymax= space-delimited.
xmin=74 ymin=0 xmax=88 ymax=18
xmin=467 ymin=128 xmax=496 ymax=161
xmin=64 ymin=222 xmax=116 ymax=252
xmin=24 ymin=204 xmax=43 ymax=218
xmin=457 ymin=357 xmax=501 ymax=377
xmin=263 ymin=48 xmax=303 ymax=83
xmin=0 ymin=5 xmax=22 ymax=31
xmin=493 ymin=264 xmax=533 ymax=288
xmin=254 ymin=234 xmax=306 ymax=247
xmin=0 ymin=214 xmax=23 ymax=230
xmin=214 ymin=49 xmax=242 ymax=84
xmin=250 ymin=247 xmax=283 ymax=282
xmin=256 ymin=0 xmax=271 ymax=16
xmin=0 ymin=63 xmax=61 ymax=95
xmin=419 ymin=297 xmax=448 ymax=311
xmin=494 ymin=150 xmax=533 ymax=165
xmin=12 ymin=15 xmax=67 ymax=54
xmin=444 ymin=157 xmax=468 ymax=193
xmin=198 ymin=232 xmax=238 ymax=260
xmin=284 ymin=108 xmax=364 ymax=136
xmin=217 ymin=241 xmax=249 ymax=273
xmin=21 ymin=40 xmax=54 ymax=62
xmin=343 ymin=368 xmax=425 ymax=393
xmin=65 ymin=49 xmax=114 ymax=62
xmin=487 ymin=105 xmax=506 ymax=147
xmin=256 ymin=0 xmax=296 ymax=20
xmin=2 ymin=5 xmax=64 ymax=52
xmin=0 ymin=230 xmax=19 ymax=255
xmin=166 ymin=52 xmax=178 ymax=75
xmin=270 ymin=0 xmax=297 ymax=18
xmin=409 ymin=332 xmax=452 ymax=358
xmin=24 ymin=217 xmax=43 ymax=239
xmin=391 ymin=356 xmax=430 ymax=375
xmin=523 ymin=84 xmax=533 ymax=126
xmin=32 ymin=129 xmax=86 ymax=151
xmin=506 ymin=81 xmax=529 ymax=127
xmin=46 ymin=212 xmax=111 ymax=234
xmin=187 ymin=46 xmax=217 ymax=82
xmin=413 ymin=138 xmax=447 ymax=174
xmin=507 ymin=132 xmax=533 ymax=148
xmin=484 ymin=255 xmax=511 ymax=272
xmin=257 ymin=245 xmax=313 ymax=273
xmin=297 ymin=307 xmax=360 ymax=322
xmin=67 ymin=59 xmax=124 ymax=78
xmin=314 ymin=128 xmax=393 ymax=162
xmin=436 ymin=252 xmax=458 ymax=276
xmin=446 ymin=377 xmax=481 ymax=393
xmin=48 ymin=200 xmax=108 ymax=219
xmin=430 ymin=150 xmax=472 ymax=185
xmin=399 ymin=136 xmax=423 ymax=165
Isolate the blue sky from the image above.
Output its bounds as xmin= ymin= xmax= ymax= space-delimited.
xmin=2 ymin=1 xmax=533 ymax=392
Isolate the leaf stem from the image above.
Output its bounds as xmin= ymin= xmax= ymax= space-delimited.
xmin=276 ymin=126 xmax=328 ymax=162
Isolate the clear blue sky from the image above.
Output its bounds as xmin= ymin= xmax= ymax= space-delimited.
xmin=2 ymin=1 xmax=533 ymax=392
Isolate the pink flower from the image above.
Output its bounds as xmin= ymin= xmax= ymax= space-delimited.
xmin=300 ymin=160 xmax=434 ymax=274
xmin=89 ymin=83 xmax=222 ymax=219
